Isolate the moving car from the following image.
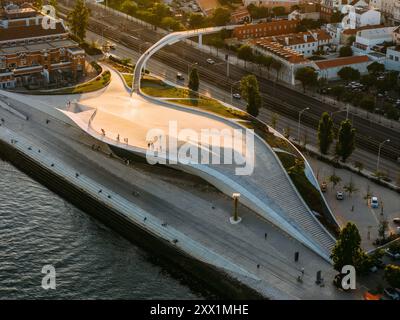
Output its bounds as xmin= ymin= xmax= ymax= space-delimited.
xmin=176 ymin=73 xmax=184 ymax=81
xmin=336 ymin=191 xmax=344 ymax=200
xmin=393 ymin=218 xmax=400 ymax=224
xmin=371 ymin=196 xmax=379 ymax=208
xmin=206 ymin=58 xmax=215 ymax=64
xmin=232 ymin=93 xmax=241 ymax=99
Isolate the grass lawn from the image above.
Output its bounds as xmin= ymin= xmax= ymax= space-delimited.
xmin=123 ymin=73 xmax=133 ymax=88
xmin=141 ymin=76 xmax=247 ymax=119
xmin=50 ymin=71 xmax=111 ymax=94
xmin=27 ymin=71 xmax=111 ymax=95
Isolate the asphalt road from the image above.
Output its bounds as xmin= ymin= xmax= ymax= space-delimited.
xmin=58 ymin=2 xmax=400 ymax=168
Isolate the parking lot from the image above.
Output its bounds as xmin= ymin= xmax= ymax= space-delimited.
xmin=307 ymin=156 xmax=400 ymax=251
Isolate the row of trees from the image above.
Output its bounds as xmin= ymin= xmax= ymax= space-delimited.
xmin=317 ymin=112 xmax=356 ymax=162
xmin=236 ymin=45 xmax=283 ymax=81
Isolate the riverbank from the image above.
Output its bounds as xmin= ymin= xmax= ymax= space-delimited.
xmin=0 ymin=125 xmax=263 ymax=299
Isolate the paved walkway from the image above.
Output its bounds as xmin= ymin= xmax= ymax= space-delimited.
xmin=0 ymin=65 xmax=336 ymax=262
xmin=0 ymin=99 xmax=361 ymax=299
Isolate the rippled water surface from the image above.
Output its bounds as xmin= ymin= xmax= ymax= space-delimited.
xmin=0 ymin=160 xmax=204 ymax=299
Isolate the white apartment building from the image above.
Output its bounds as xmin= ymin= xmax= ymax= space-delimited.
xmin=386 ymin=46 xmax=400 ymax=71
xmin=352 ymin=27 xmax=395 ymax=53
xmin=370 ymin=0 xmax=400 ymax=24
xmin=354 ymin=8 xmax=381 ymax=27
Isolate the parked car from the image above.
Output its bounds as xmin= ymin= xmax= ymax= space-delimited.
xmin=385 ymin=248 xmax=400 ymax=260
xmin=384 ymin=288 xmax=400 ymax=300
xmin=336 ymin=191 xmax=344 ymax=200
xmin=232 ymin=93 xmax=241 ymax=99
xmin=320 ymin=181 xmax=327 ymax=193
xmin=393 ymin=218 xmax=400 ymax=224
xmin=371 ymin=196 xmax=379 ymax=208
xmin=206 ymin=58 xmax=215 ymax=64
xmin=176 ymin=72 xmax=184 ymax=81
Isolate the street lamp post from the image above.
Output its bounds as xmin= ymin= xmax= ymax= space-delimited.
xmin=376 ymin=139 xmax=390 ymax=173
xmin=297 ymin=107 xmax=309 ymax=144
xmin=230 ymin=193 xmax=242 ymax=224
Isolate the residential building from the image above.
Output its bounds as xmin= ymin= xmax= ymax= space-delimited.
xmin=231 ymin=7 xmax=251 ymax=24
xmin=353 ymin=7 xmax=381 ymax=27
xmin=249 ymin=29 xmax=332 ymax=57
xmin=385 ymin=46 xmax=400 ymax=71
xmin=0 ymin=3 xmax=85 ymax=89
xmin=312 ymin=55 xmax=371 ymax=80
xmin=370 ymin=0 xmax=400 ymax=25
xmin=288 ymin=2 xmax=321 ymax=21
xmin=232 ymin=19 xmax=299 ymax=40
xmin=352 ymin=26 xmax=395 ymax=53
xmin=250 ymin=38 xmax=312 ymax=84
xmin=393 ymin=25 xmax=400 ymax=44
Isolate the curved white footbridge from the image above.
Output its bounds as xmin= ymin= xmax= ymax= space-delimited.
xmin=2 ymin=27 xmax=340 ymax=262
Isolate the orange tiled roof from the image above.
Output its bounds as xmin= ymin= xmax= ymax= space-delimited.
xmin=314 ymin=55 xmax=370 ymax=69
xmin=342 ymin=24 xmax=385 ymax=35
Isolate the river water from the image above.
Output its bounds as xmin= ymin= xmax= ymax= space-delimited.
xmin=0 ymin=159 xmax=205 ymax=299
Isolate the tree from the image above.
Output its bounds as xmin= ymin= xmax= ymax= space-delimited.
xmin=272 ymin=6 xmax=285 ymax=17
xmin=328 ymin=174 xmax=341 ymax=190
xmin=336 ymin=119 xmax=356 ymax=162
xmin=247 ymin=4 xmax=269 ymax=19
xmin=339 ymin=46 xmax=353 ymax=57
xmin=211 ymin=8 xmax=231 ymax=26
xmin=347 ymin=35 xmax=356 ymax=46
xmin=367 ymin=61 xmax=385 ymax=75
xmin=338 ymin=66 xmax=360 ymax=82
xmin=188 ymin=67 xmax=199 ymax=92
xmin=68 ymin=0 xmax=90 ymax=42
xmin=262 ymin=56 xmax=274 ymax=78
xmin=237 ymin=45 xmax=254 ymax=68
xmin=240 ymin=75 xmax=262 ymax=117
xmin=161 ymin=17 xmax=182 ymax=31
xmin=188 ymin=13 xmax=206 ymax=28
xmin=295 ymin=67 xmax=318 ymax=93
xmin=120 ymin=0 xmax=137 ymax=16
xmin=359 ymin=96 xmax=375 ymax=112
xmin=331 ymin=85 xmax=345 ymax=100
xmin=317 ymin=112 xmax=334 ymax=154
xmin=378 ymin=218 xmax=389 ymax=241
xmin=271 ymin=60 xmax=282 ymax=82
xmin=343 ymin=180 xmax=358 ymax=197
xmin=331 ymin=10 xmax=343 ymax=23
xmin=360 ymin=74 xmax=376 ymax=88
xmin=384 ymin=265 xmax=400 ymax=288
xmin=331 ymin=222 xmax=364 ymax=272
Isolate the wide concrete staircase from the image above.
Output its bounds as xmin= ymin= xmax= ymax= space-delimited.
xmin=207 ymin=136 xmax=336 ymax=257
